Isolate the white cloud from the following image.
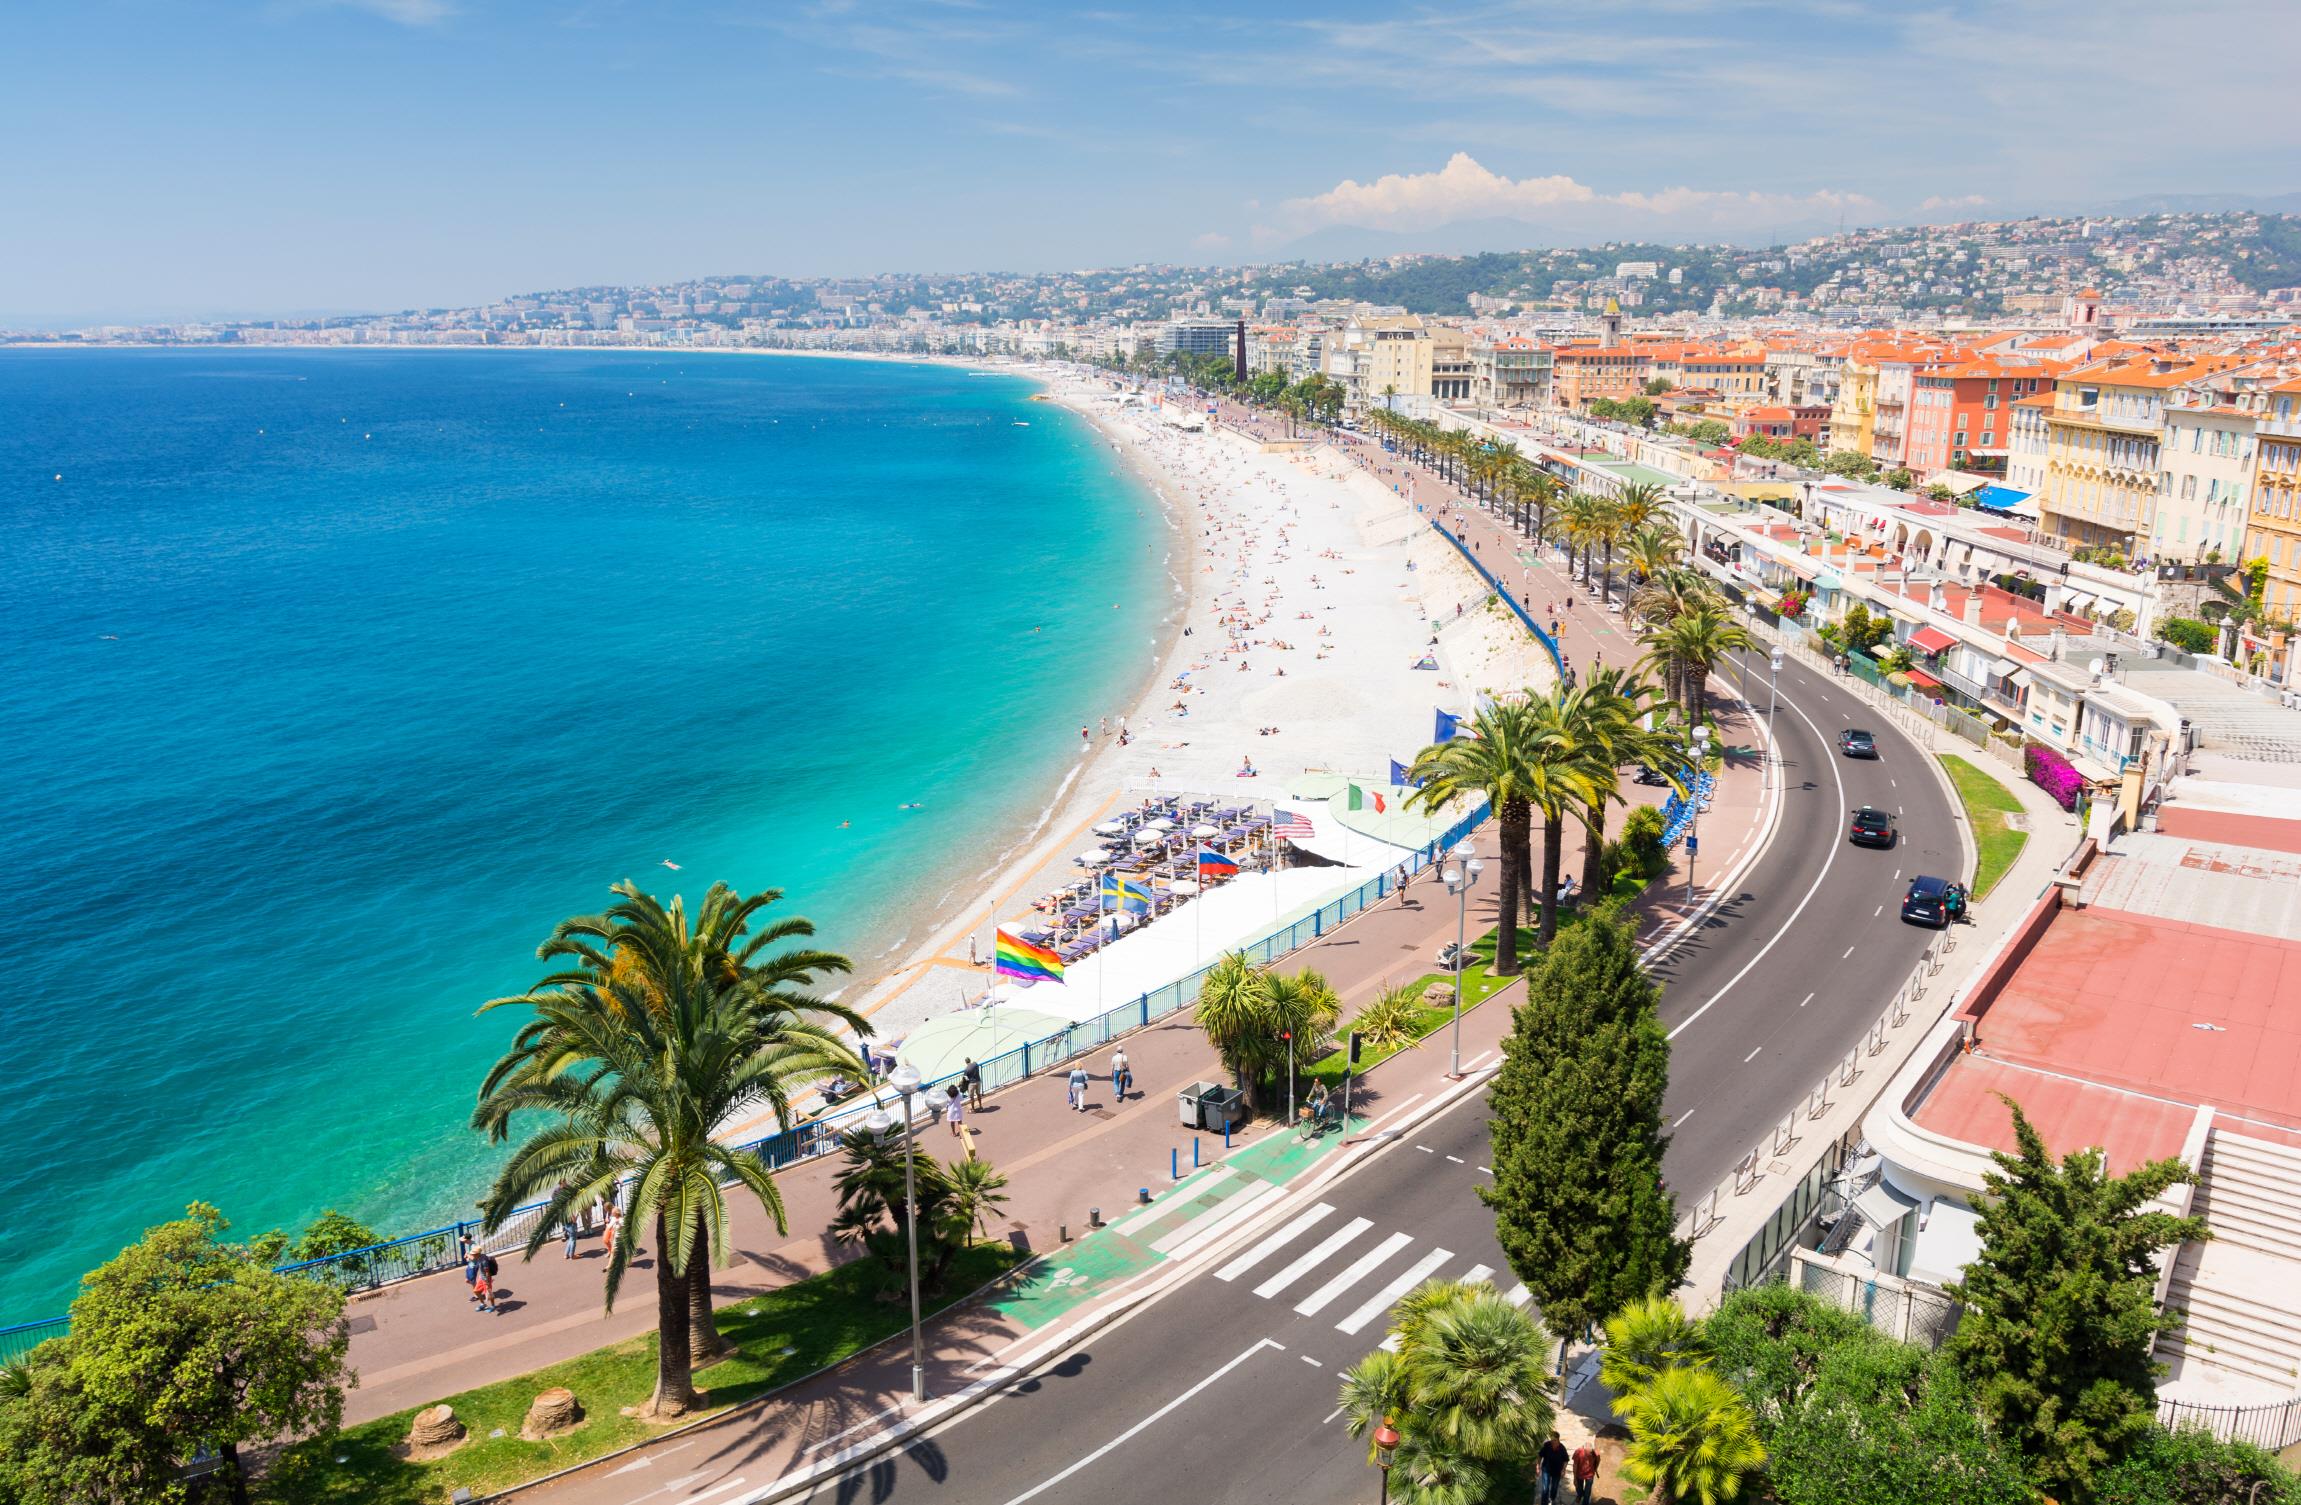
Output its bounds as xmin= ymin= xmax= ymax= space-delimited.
xmin=1279 ymin=153 xmax=1874 ymax=233
xmin=1192 ymin=231 xmax=1232 ymax=250
xmin=324 ymin=0 xmax=453 ymax=23
xmin=1920 ymin=194 xmax=1991 ymax=211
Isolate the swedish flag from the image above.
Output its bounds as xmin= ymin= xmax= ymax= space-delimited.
xmin=1100 ymin=872 xmax=1153 ymax=915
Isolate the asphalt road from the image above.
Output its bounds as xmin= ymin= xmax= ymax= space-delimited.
xmin=1646 ymin=643 xmax=1962 ymax=1200
xmin=768 ymin=632 xmax=1966 ymax=1505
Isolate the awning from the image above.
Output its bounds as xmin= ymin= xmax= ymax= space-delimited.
xmin=1851 ymin=1180 xmax=1917 ymax=1234
xmin=1906 ymin=668 xmax=1944 ymax=691
xmin=1972 ymin=485 xmax=2031 ymax=512
xmin=1908 ymin=626 xmax=1955 ymax=655
xmin=1815 ymin=571 xmax=1843 ymax=591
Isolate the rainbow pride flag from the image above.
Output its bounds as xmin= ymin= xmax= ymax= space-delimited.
xmin=994 ymin=929 xmax=1064 ymax=985
xmin=1197 ymin=848 xmax=1239 ymax=878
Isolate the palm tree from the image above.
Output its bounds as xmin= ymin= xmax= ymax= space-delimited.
xmin=1629 ymin=565 xmax=1723 ymax=634
xmin=1350 ymin=981 xmax=1430 ymax=1058
xmin=471 ymin=882 xmax=862 ymax=1414
xmin=1615 ymin=1365 xmax=1765 ymax=1505
xmin=1589 ymin=495 xmax=1630 ymax=605
xmin=1621 ymin=523 xmax=1684 ymax=585
xmin=1638 ymin=605 xmax=1753 ymax=723
xmin=1616 ymin=480 xmax=1666 ymax=541
xmin=1340 ymin=1280 xmax=1555 ymax=1505
xmin=1407 ymin=702 xmax=1546 ymax=972
xmin=1558 ymin=669 xmax=1682 ymax=903
xmin=1557 ymin=491 xmax=1610 ymax=585
xmin=1598 ymin=1295 xmax=1708 ymax=1398
xmin=1193 ymin=957 xmax=1336 ymax=1114
xmin=1515 ymin=466 xmax=1562 ymax=542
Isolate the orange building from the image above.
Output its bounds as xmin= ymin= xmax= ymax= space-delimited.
xmin=1905 ymin=359 xmax=2067 ymax=473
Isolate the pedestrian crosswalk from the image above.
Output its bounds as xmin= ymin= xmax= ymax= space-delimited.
xmin=1202 ymin=1199 xmax=1529 ymax=1340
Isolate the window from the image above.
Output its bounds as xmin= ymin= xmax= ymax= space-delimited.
xmin=1984 ymin=394 xmax=1999 ymax=410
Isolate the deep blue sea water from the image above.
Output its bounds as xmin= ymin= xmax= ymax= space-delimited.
xmin=0 ymin=349 xmax=1165 ymax=1319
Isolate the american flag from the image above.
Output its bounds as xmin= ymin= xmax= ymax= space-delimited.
xmin=1273 ymin=810 xmax=1315 ymax=840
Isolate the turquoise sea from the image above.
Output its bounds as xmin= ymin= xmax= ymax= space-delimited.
xmin=0 ymin=349 xmax=1166 ymax=1320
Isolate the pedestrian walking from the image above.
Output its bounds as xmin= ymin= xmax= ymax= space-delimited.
xmin=1571 ymin=1440 xmax=1600 ymax=1505
xmin=1067 ymin=1062 xmax=1090 ymax=1111
xmin=474 ymin=1252 xmax=500 ymax=1315
xmin=963 ymin=1056 xmax=984 ymax=1110
xmin=463 ymin=1246 xmax=483 ymax=1304
xmin=603 ymin=1200 xmax=622 ymax=1259
xmin=561 ymin=1216 xmax=579 ymax=1260
xmin=1109 ymin=1048 xmax=1131 ymax=1103
xmin=1538 ymin=1432 xmax=1570 ymax=1505
xmin=945 ymin=1083 xmax=966 ymax=1138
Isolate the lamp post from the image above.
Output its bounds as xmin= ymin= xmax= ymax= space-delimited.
xmin=1442 ymin=839 xmax=1484 ymax=1078
xmin=1769 ymin=644 xmax=1784 ymax=720
xmin=1686 ymin=723 xmax=1712 ymax=903
xmin=1374 ymin=1420 xmax=1401 ymax=1505
xmin=884 ymin=1064 xmax=927 ymax=1403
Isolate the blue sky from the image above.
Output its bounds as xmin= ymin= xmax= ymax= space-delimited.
xmin=3 ymin=0 xmax=2294 ymax=322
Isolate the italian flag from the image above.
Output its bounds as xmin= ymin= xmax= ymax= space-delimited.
xmin=1347 ymin=783 xmax=1387 ymax=814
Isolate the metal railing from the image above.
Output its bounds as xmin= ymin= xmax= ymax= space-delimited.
xmin=1684 ymin=938 xmax=1949 ymax=1267
xmin=6 ymin=802 xmax=1491 ymax=1340
xmin=2158 ymin=1391 xmax=2301 ymax=1452
xmin=1420 ymin=511 xmax=1567 ymax=678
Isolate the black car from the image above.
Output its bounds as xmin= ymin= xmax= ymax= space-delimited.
xmin=1848 ymin=807 xmax=1896 ymax=848
xmin=1838 ymin=728 xmax=1878 ymax=758
xmin=1902 ymin=875 xmax=1952 ymax=927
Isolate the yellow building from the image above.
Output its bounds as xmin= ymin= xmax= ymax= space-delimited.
xmin=1829 ymin=356 xmax=1877 ymax=457
xmin=2037 ymin=356 xmax=2239 ymax=552
xmin=2247 ymin=376 xmax=2301 ymax=619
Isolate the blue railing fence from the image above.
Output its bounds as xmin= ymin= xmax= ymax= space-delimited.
xmin=5 ymin=802 xmax=1490 ymax=1344
xmin=1423 ymin=514 xmax=1567 ymax=678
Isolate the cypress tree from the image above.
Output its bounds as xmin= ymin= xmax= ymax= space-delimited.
xmin=1481 ymin=905 xmax=1685 ymax=1341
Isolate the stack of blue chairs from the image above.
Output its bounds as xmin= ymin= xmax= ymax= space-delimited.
xmin=1658 ymin=769 xmax=1716 ymax=851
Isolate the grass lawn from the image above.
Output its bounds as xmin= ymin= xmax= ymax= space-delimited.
xmin=262 ymin=1242 xmax=1024 ymax=1505
xmin=1938 ymin=753 xmax=2028 ymax=899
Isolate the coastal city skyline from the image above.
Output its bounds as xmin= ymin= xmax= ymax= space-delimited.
xmin=5 ymin=0 xmax=2299 ymax=324
xmin=14 ymin=4 xmax=2301 ymax=1503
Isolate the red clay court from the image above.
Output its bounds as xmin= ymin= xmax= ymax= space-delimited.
xmin=1914 ymin=905 xmax=2301 ymax=1171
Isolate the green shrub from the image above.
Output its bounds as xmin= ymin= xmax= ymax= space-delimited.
xmin=2093 ymin=1423 xmax=2301 ymax=1505
xmin=1617 ymin=805 xmax=1668 ymax=880
xmin=2158 ymin=616 xmax=2216 ymax=654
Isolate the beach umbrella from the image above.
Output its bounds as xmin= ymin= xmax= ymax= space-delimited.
xmin=1132 ymin=828 xmax=1163 ymax=846
xmin=1078 ymin=847 xmax=1112 ymax=865
xmin=1171 ymin=879 xmax=1201 ymax=896
xmin=1093 ymin=821 xmax=1125 ymax=836
xmin=1191 ymin=823 xmax=1220 ymax=839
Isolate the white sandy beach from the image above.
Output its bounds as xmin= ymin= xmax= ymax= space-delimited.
xmin=823 ymin=367 xmax=1542 ymax=1058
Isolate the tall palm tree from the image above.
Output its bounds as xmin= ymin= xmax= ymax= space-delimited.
xmin=471 ymin=882 xmax=862 ymax=1414
xmin=1616 ymin=480 xmax=1666 ymax=541
xmin=1621 ymin=523 xmax=1684 ymax=585
xmin=1193 ymin=957 xmax=1336 ymax=1113
xmin=1589 ymin=495 xmax=1630 ymax=605
xmin=1557 ymin=491 xmax=1610 ymax=585
xmin=1638 ymin=605 xmax=1753 ymax=722
xmin=1407 ymin=702 xmax=1544 ymax=972
xmin=1515 ymin=465 xmax=1562 ymax=542
xmin=1615 ymin=1365 xmax=1766 ymax=1505
xmin=1559 ymin=669 xmax=1682 ymax=903
xmin=1629 ymin=565 xmax=1722 ymax=633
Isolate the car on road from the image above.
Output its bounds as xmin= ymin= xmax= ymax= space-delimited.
xmin=1848 ymin=807 xmax=1897 ymax=848
xmin=1436 ymin=940 xmax=1470 ymax=971
xmin=1838 ymin=728 xmax=1878 ymax=758
xmin=1902 ymin=875 xmax=1952 ymax=927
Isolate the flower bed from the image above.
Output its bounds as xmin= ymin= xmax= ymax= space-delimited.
xmin=2024 ymin=743 xmax=2083 ymax=811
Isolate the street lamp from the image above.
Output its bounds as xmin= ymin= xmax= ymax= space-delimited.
xmin=884 ymin=1064 xmax=927 ymax=1403
xmin=1374 ymin=1420 xmax=1402 ymax=1505
xmin=1442 ymin=839 xmax=1484 ymax=1078
xmin=1685 ymin=723 xmax=1713 ymax=903
xmin=1769 ymin=644 xmax=1784 ymax=720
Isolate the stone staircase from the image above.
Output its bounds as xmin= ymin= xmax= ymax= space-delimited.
xmin=2157 ymin=1131 xmax=2301 ymax=1393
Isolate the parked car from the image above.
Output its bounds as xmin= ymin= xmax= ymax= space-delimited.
xmin=1902 ymin=875 xmax=1952 ymax=927
xmin=1838 ymin=728 xmax=1878 ymax=758
xmin=1848 ymin=807 xmax=1897 ymax=848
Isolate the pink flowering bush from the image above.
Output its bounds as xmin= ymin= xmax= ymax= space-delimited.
xmin=1777 ymin=590 xmax=1808 ymax=620
xmin=2025 ymin=743 xmax=2083 ymax=811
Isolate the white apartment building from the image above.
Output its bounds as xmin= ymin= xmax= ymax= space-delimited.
xmin=2155 ymin=401 xmax=2256 ymax=564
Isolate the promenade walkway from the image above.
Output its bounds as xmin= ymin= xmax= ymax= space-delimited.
xmin=332 ymin=433 xmax=1771 ymax=1435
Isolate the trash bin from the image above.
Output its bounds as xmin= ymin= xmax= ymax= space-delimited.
xmin=1179 ymin=1081 xmax=1219 ymax=1129
xmin=1200 ymin=1085 xmax=1245 ymax=1134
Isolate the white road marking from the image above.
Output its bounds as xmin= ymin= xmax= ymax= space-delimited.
xmin=1214 ymin=1203 xmax=1335 ymax=1283
xmin=1415 ymin=1145 xmax=1436 ymax=1154
xmin=1300 ymin=1354 xmax=1323 ymax=1368
xmin=1894 ymin=869 xmax=1902 ymax=881
xmin=1153 ymin=1180 xmax=1282 ymax=1260
xmin=1672 ymin=1108 xmax=1697 ymax=1128
xmin=1843 ymin=946 xmax=1856 ymax=959
xmin=1503 ymin=1283 xmax=1532 ymax=1308
xmin=1334 ymin=1245 xmax=1454 ymax=1334
xmin=1445 ymin=1154 xmax=1464 ymax=1163
xmin=1253 ymin=1217 xmax=1374 ymax=1299
xmin=1874 ymin=905 xmax=1883 ymax=917
xmin=1799 ymin=991 xmax=1814 ymax=1008
xmin=675 ymin=1479 xmax=749 ymax=1505
xmin=1478 ymin=1164 xmax=1493 ymax=1174
xmin=1743 ymin=1046 xmax=1764 ymax=1063
xmin=996 ymin=1340 xmax=1281 ymax=1504
xmin=1890 ymin=778 xmax=1898 ymax=788
xmin=1456 ymin=1263 xmax=1496 ymax=1285
xmin=1297 ymin=1232 xmax=1415 ymax=1315
xmin=1322 ymin=1406 xmax=1345 ymax=1425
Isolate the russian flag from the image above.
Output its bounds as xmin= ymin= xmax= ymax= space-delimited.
xmin=1197 ymin=848 xmax=1240 ymax=878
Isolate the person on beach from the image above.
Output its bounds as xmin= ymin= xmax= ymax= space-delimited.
xmin=964 ymin=1057 xmax=984 ymax=1110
